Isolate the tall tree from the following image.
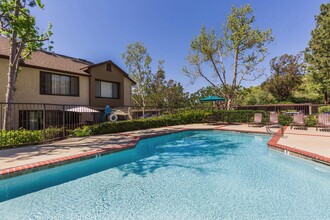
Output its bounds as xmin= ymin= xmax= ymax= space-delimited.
xmin=148 ymin=60 xmax=167 ymax=108
xmin=164 ymin=80 xmax=188 ymax=108
xmin=0 ymin=0 xmax=52 ymax=129
xmin=305 ymin=3 xmax=330 ymax=104
xmin=262 ymin=54 xmax=304 ymax=102
xmin=188 ymin=86 xmax=225 ymax=108
xmin=183 ymin=4 xmax=273 ymax=109
xmin=239 ymin=86 xmax=275 ymax=105
xmin=122 ymin=42 xmax=152 ymax=116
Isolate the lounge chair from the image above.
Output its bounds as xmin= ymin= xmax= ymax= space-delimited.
xmin=316 ymin=113 xmax=330 ymax=131
xmin=290 ymin=113 xmax=306 ymax=129
xmin=248 ymin=113 xmax=263 ymax=127
xmin=269 ymin=112 xmax=279 ymax=125
xmin=204 ymin=114 xmax=219 ymax=125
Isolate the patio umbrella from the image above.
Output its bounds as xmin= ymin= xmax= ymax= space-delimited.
xmin=65 ymin=106 xmax=99 ymax=113
xmin=200 ymin=96 xmax=225 ymax=102
xmin=200 ymin=96 xmax=225 ymax=111
xmin=65 ymin=106 xmax=100 ymax=125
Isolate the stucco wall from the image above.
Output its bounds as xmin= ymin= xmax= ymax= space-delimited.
xmin=123 ymin=77 xmax=132 ymax=106
xmin=89 ymin=63 xmax=130 ymax=107
xmin=0 ymin=58 xmax=89 ymax=105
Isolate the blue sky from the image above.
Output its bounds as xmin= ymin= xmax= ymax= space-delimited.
xmin=31 ymin=0 xmax=328 ymax=93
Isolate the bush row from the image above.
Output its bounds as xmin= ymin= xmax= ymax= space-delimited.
xmin=0 ymin=127 xmax=63 ymax=148
xmin=318 ymin=106 xmax=330 ymax=113
xmin=71 ymin=110 xmax=296 ymax=137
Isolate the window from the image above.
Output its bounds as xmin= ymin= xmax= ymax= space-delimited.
xmin=106 ymin=63 xmax=112 ymax=71
xmin=40 ymin=72 xmax=79 ymax=96
xmin=19 ymin=110 xmax=43 ymax=130
xmin=95 ymin=80 xmax=119 ymax=99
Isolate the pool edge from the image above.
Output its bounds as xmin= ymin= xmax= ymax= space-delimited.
xmin=1 ymin=126 xmax=329 ymax=179
xmin=267 ymin=127 xmax=330 ymax=166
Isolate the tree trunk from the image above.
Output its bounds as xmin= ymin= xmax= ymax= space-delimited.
xmin=2 ymin=1 xmax=20 ymax=130
xmin=3 ymin=66 xmax=17 ymax=130
xmin=226 ymin=98 xmax=232 ymax=110
xmin=324 ymin=91 xmax=329 ymax=104
xmin=142 ymin=106 xmax=145 ymax=118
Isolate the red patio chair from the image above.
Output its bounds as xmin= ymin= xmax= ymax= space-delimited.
xmin=248 ymin=113 xmax=263 ymax=127
xmin=316 ymin=113 xmax=330 ymax=131
xmin=290 ymin=113 xmax=306 ymax=129
xmin=269 ymin=112 xmax=279 ymax=125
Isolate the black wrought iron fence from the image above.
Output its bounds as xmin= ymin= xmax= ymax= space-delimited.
xmin=0 ymin=103 xmax=182 ymax=148
xmin=0 ymin=103 xmax=107 ymax=147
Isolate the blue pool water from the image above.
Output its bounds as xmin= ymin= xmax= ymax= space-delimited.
xmin=0 ymin=130 xmax=330 ymax=219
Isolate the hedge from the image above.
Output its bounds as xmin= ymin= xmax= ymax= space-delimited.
xmin=70 ymin=110 xmax=274 ymax=137
xmin=0 ymin=127 xmax=63 ymax=148
xmin=318 ymin=106 xmax=330 ymax=113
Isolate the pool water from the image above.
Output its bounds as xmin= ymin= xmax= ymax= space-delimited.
xmin=0 ymin=130 xmax=329 ymax=219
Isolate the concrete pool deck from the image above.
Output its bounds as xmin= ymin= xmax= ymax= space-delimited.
xmin=0 ymin=123 xmax=329 ymax=177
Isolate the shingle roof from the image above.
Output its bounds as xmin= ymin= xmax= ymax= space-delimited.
xmin=0 ymin=36 xmax=135 ymax=83
xmin=0 ymin=36 xmax=92 ymax=76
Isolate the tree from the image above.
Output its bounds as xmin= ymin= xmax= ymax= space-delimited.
xmin=148 ymin=60 xmax=188 ymax=108
xmin=293 ymin=73 xmax=323 ymax=103
xmin=164 ymin=80 xmax=188 ymax=108
xmin=148 ymin=60 xmax=167 ymax=108
xmin=188 ymin=86 xmax=225 ymax=108
xmin=238 ymin=86 xmax=275 ymax=105
xmin=122 ymin=42 xmax=152 ymax=116
xmin=305 ymin=3 xmax=330 ymax=104
xmin=183 ymin=4 xmax=273 ymax=110
xmin=0 ymin=0 xmax=52 ymax=129
xmin=262 ymin=54 xmax=304 ymax=102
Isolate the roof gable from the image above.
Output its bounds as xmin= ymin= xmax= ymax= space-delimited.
xmin=82 ymin=60 xmax=136 ymax=84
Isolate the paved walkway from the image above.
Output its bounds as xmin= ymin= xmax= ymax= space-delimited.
xmin=0 ymin=124 xmax=329 ymax=176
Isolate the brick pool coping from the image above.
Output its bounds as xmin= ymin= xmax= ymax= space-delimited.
xmin=0 ymin=126 xmax=329 ymax=179
xmin=267 ymin=127 xmax=330 ymax=166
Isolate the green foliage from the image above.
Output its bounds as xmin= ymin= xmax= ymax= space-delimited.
xmin=214 ymin=110 xmax=269 ymax=123
xmin=293 ymin=73 xmax=323 ymax=103
xmin=304 ymin=3 xmax=330 ymax=104
xmin=0 ymin=0 xmax=53 ymax=55
xmin=148 ymin=61 xmax=189 ymax=108
xmin=71 ymin=117 xmax=181 ymax=137
xmin=239 ymin=86 xmax=275 ymax=105
xmin=188 ymin=86 xmax=224 ymax=107
xmin=0 ymin=127 xmax=62 ymax=147
xmin=304 ymin=114 xmax=317 ymax=127
xmin=278 ymin=114 xmax=293 ymax=126
xmin=45 ymin=127 xmax=63 ymax=139
xmin=0 ymin=129 xmax=42 ymax=147
xmin=70 ymin=110 xmax=277 ymax=137
xmin=122 ymin=42 xmax=152 ymax=108
xmin=318 ymin=106 xmax=330 ymax=113
xmin=183 ymin=4 xmax=273 ymax=109
xmin=262 ymin=54 xmax=305 ymax=102
xmin=171 ymin=110 xmax=209 ymax=124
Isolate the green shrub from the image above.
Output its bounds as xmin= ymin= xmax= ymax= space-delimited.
xmin=304 ymin=114 xmax=317 ymax=127
xmin=0 ymin=127 xmax=63 ymax=148
xmin=0 ymin=129 xmax=42 ymax=147
xmin=70 ymin=110 xmax=273 ymax=137
xmin=170 ymin=110 xmax=209 ymax=124
xmin=45 ymin=127 xmax=63 ymax=139
xmin=213 ymin=110 xmax=268 ymax=123
xmin=278 ymin=114 xmax=293 ymax=126
xmin=70 ymin=117 xmax=181 ymax=137
xmin=318 ymin=106 xmax=330 ymax=113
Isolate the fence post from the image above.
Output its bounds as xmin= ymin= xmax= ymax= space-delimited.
xmin=308 ymin=104 xmax=312 ymax=115
xmin=62 ymin=105 xmax=66 ymax=138
xmin=43 ymin=104 xmax=46 ymax=143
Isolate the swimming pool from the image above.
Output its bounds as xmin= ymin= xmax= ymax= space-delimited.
xmin=0 ymin=130 xmax=329 ymax=219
